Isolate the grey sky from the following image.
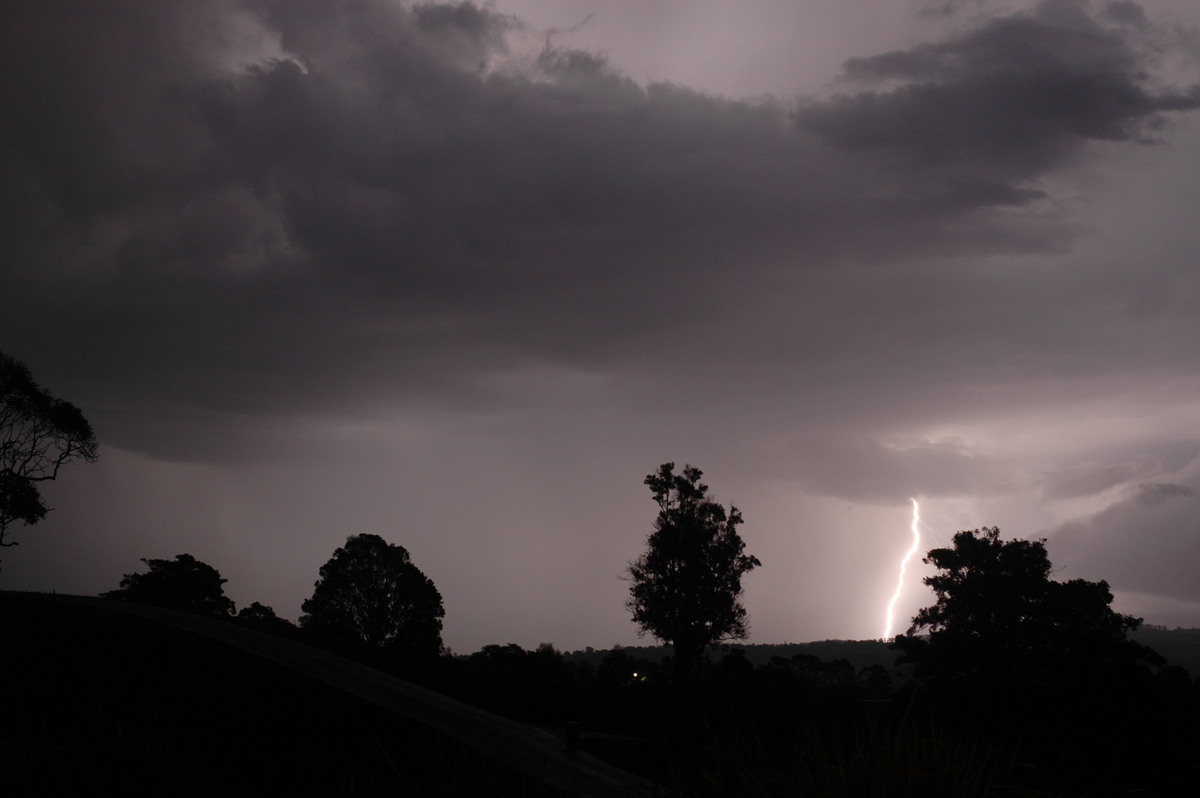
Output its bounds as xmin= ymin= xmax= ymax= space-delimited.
xmin=3 ymin=0 xmax=1199 ymax=652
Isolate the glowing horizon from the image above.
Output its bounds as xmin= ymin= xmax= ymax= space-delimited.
xmin=883 ymin=498 xmax=922 ymax=641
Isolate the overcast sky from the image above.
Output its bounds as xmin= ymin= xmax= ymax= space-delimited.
xmin=3 ymin=0 xmax=1200 ymax=654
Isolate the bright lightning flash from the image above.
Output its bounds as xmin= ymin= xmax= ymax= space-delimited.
xmin=883 ymin=498 xmax=921 ymax=641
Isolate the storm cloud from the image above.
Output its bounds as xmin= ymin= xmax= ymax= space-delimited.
xmin=1049 ymin=478 xmax=1200 ymax=604
xmin=2 ymin=0 xmax=1199 ymax=649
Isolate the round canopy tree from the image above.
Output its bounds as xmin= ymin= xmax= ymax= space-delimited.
xmin=301 ymin=534 xmax=444 ymax=655
xmin=895 ymin=527 xmax=1161 ymax=693
xmin=626 ymin=463 xmax=761 ymax=680
xmin=893 ymin=526 xmax=1168 ymax=767
xmin=102 ymin=553 xmax=235 ymax=617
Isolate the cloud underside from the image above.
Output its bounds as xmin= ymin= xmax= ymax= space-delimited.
xmin=0 ymin=0 xmax=1197 ymax=469
xmin=1048 ymin=480 xmax=1200 ymax=603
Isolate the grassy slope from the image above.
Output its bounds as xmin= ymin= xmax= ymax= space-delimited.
xmin=0 ymin=592 xmax=558 ymax=797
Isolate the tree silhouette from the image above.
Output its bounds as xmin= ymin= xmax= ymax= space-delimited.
xmin=626 ymin=463 xmax=760 ymax=680
xmin=0 ymin=351 xmax=98 ymax=566
xmin=894 ymin=527 xmax=1161 ymax=696
xmin=102 ymin=553 xmax=236 ymax=617
xmin=300 ymin=534 xmax=444 ymax=656
xmin=235 ymin=602 xmax=297 ymax=636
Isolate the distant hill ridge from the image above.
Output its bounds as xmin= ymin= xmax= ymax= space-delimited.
xmin=565 ymin=628 xmax=1200 ymax=677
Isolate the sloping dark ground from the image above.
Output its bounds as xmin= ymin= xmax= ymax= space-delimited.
xmin=8 ymin=590 xmax=1200 ymax=797
xmin=0 ymin=592 xmax=633 ymax=797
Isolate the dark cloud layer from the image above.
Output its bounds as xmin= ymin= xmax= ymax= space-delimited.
xmin=801 ymin=0 xmax=1200 ymax=178
xmin=2 ymin=0 xmax=1199 ymax=645
xmin=1041 ymin=454 xmax=1164 ymax=499
xmin=1049 ymin=479 xmax=1200 ymax=601
xmin=4 ymin=0 xmax=1196 ymax=463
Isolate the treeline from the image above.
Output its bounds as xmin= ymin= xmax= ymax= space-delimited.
xmin=563 ymin=639 xmax=902 ymax=672
xmin=417 ymin=634 xmax=1199 ymax=796
xmin=101 ymin=535 xmax=445 ymax=661
xmin=89 ymin=538 xmax=1200 ymax=796
xmin=89 ymin=487 xmax=1200 ymax=794
xmin=1132 ymin=625 xmax=1200 ymax=676
xmin=562 ymin=632 xmax=1200 ymax=683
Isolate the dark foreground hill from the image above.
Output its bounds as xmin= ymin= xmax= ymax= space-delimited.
xmin=0 ymin=592 xmax=653 ymax=798
xmin=7 ymin=590 xmax=1200 ymax=797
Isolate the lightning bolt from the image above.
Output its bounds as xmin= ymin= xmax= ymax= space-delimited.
xmin=883 ymin=498 xmax=921 ymax=641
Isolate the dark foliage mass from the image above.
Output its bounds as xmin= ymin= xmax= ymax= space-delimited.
xmin=894 ymin=527 xmax=1161 ymax=692
xmin=0 ymin=351 xmax=97 ymax=563
xmin=443 ymin=643 xmax=583 ymax=725
xmin=890 ymin=527 xmax=1185 ymax=795
xmin=102 ymin=553 xmax=236 ymax=617
xmin=235 ymin=601 xmax=297 ymax=636
xmin=300 ymin=533 xmax=444 ymax=657
xmin=627 ymin=463 xmax=760 ymax=680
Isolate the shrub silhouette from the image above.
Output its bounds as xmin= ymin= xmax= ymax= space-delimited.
xmin=235 ymin=601 xmax=297 ymax=636
xmin=102 ymin=553 xmax=235 ymax=617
